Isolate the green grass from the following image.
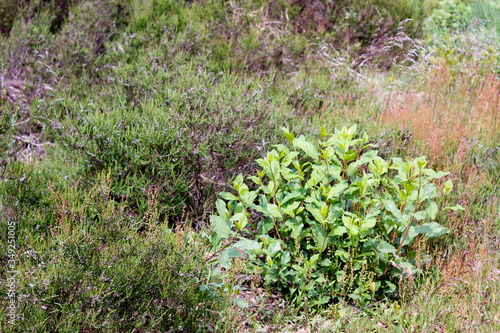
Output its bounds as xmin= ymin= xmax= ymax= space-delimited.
xmin=0 ymin=0 xmax=499 ymax=331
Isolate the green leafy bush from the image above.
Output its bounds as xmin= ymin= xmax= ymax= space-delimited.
xmin=425 ymin=0 xmax=472 ymax=33
xmin=206 ymin=125 xmax=463 ymax=306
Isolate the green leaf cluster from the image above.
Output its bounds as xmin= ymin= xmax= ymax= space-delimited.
xmin=206 ymin=125 xmax=463 ymax=305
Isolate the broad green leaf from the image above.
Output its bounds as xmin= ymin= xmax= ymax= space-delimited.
xmin=306 ymin=204 xmax=326 ymax=223
xmin=347 ymin=124 xmax=357 ymax=137
xmin=308 ymin=254 xmax=319 ymax=267
xmin=281 ymin=192 xmax=303 ymax=205
xmin=233 ymin=214 xmax=248 ymax=230
xmin=282 ymin=151 xmax=299 ymax=167
xmin=369 ymin=156 xmax=389 ymax=177
xmin=321 ymin=124 xmax=329 ymax=137
xmin=422 ymin=169 xmax=450 ymax=180
xmin=226 ymin=248 xmax=243 ymax=258
xmin=216 ymin=199 xmax=228 ymax=219
xmin=361 ymin=218 xmax=376 ymax=231
xmin=426 ymin=200 xmax=439 ymax=220
xmin=282 ymin=127 xmax=295 ymax=142
xmin=418 ymin=183 xmax=438 ymax=202
xmin=320 ymin=258 xmax=332 ymax=267
xmin=248 ymin=175 xmax=262 ymax=185
xmin=293 ymin=136 xmax=319 ymax=160
xmin=410 ymin=211 xmax=427 ymax=221
xmin=230 ymin=212 xmax=246 ymax=223
xmin=343 ymin=150 xmax=358 ymax=163
xmin=402 ymin=226 xmax=418 ymax=246
xmin=257 ymin=218 xmax=274 ymax=234
xmin=403 ymin=183 xmax=416 ymax=194
xmin=241 ymin=191 xmax=258 ymax=205
xmin=210 ymin=232 xmax=222 ymax=250
xmin=347 ymin=150 xmax=378 ymax=177
xmin=311 ymin=164 xmax=329 ymax=183
xmin=238 ymin=184 xmax=249 ymax=196
xmin=377 ymin=240 xmax=396 ymax=253
xmin=267 ymin=180 xmax=275 ymax=194
xmin=267 ymin=204 xmax=282 ymax=219
xmin=444 ymin=179 xmax=453 ymax=195
xmin=326 ymin=181 xmax=348 ymax=200
xmin=256 ymin=158 xmax=270 ymax=169
xmin=283 ymin=201 xmax=300 ymax=216
xmin=268 ymin=240 xmax=282 ymax=256
xmin=234 ymin=239 xmax=261 ymax=252
xmin=219 ymin=249 xmax=231 ymax=269
xmin=415 ymin=156 xmax=427 ymax=170
xmin=328 ymin=226 xmax=347 ymax=237
xmin=285 ymin=220 xmax=304 ymax=238
xmin=210 ymin=215 xmax=230 ymax=239
xmin=234 ymin=174 xmax=244 ymax=186
xmin=313 ymin=224 xmax=327 ymax=252
xmin=320 ymin=203 xmax=328 ymax=219
xmin=383 ymin=200 xmax=403 ymax=223
xmin=248 ymin=203 xmax=268 ymax=215
xmin=334 ymin=249 xmax=349 ymax=262
xmin=415 ymin=222 xmax=449 ymax=238
xmin=280 ymin=251 xmax=291 ymax=266
xmin=391 ymin=157 xmax=410 ymax=180
xmin=281 ymin=168 xmax=301 ymax=181
xmin=219 ymin=191 xmax=239 ymax=201
xmin=342 ymin=215 xmax=359 ymax=235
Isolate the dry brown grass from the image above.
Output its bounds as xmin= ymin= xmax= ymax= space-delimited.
xmin=380 ymin=64 xmax=500 ymax=167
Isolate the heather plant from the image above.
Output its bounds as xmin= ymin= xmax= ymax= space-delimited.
xmin=205 ymin=125 xmax=463 ymax=307
xmin=38 ymin=61 xmax=279 ymax=223
xmin=0 ymin=67 xmax=15 ymax=166
xmin=0 ymin=170 xmax=216 ymax=332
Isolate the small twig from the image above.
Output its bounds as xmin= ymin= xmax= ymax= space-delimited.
xmin=12 ymin=135 xmax=54 ymax=147
xmin=11 ymin=118 xmax=31 ymax=127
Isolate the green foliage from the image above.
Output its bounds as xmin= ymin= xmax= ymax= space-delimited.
xmin=38 ymin=60 xmax=279 ymax=221
xmin=425 ymin=0 xmax=472 ymax=33
xmin=0 ymin=171 xmax=214 ymax=332
xmin=206 ymin=125 xmax=463 ymax=306
xmin=426 ymin=0 xmax=500 ymax=34
xmin=0 ymin=70 xmax=15 ymax=167
xmin=471 ymin=0 xmax=500 ymax=33
xmin=0 ymin=0 xmax=497 ymax=330
xmin=422 ymin=0 xmax=500 ymax=73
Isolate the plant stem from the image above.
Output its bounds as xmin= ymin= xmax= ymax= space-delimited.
xmin=205 ymin=231 xmax=239 ymax=262
xmin=396 ymin=169 xmax=423 ymax=254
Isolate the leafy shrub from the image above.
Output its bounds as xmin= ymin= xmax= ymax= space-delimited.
xmin=425 ymin=0 xmax=472 ymax=33
xmin=205 ymin=125 xmax=463 ymax=306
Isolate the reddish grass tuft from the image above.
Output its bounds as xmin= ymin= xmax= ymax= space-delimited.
xmin=380 ymin=64 xmax=500 ymax=166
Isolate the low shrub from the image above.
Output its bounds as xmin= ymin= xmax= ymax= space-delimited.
xmin=40 ymin=63 xmax=279 ymax=222
xmin=0 ymin=171 xmax=215 ymax=332
xmin=205 ymin=125 xmax=463 ymax=307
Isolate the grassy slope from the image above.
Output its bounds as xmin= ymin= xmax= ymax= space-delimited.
xmin=0 ymin=0 xmax=499 ymax=331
